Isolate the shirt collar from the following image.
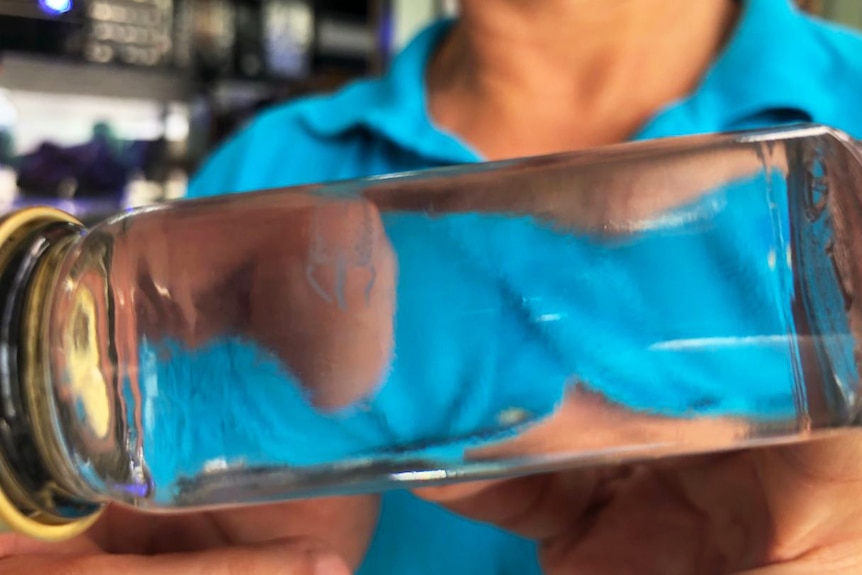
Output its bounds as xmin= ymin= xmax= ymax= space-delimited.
xmin=299 ymin=19 xmax=476 ymax=163
xmin=300 ymin=0 xmax=830 ymax=160
xmin=681 ymin=0 xmax=830 ymax=130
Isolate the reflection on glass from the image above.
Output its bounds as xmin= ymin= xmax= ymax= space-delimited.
xmin=11 ymin=124 xmax=862 ymax=514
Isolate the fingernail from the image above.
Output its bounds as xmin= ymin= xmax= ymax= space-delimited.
xmin=314 ymin=553 xmax=350 ymax=575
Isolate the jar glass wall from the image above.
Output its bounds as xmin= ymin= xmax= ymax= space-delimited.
xmin=7 ymin=124 xmax=861 ymax=518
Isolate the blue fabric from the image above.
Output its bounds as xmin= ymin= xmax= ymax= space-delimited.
xmin=175 ymin=0 xmax=862 ymax=573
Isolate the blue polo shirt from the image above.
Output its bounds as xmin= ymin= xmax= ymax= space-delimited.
xmin=176 ymin=1 xmax=862 ymax=573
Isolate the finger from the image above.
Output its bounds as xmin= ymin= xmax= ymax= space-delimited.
xmin=198 ymin=496 xmax=379 ymax=570
xmin=84 ymin=497 xmax=377 ymax=571
xmin=415 ymin=386 xmax=744 ymax=538
xmin=527 ymin=454 xmax=770 ymax=575
xmin=416 ymin=467 xmax=629 ymax=540
xmin=421 ymin=452 xmax=772 ymax=574
xmin=751 ymin=432 xmax=862 ymax=562
xmin=0 ymin=538 xmax=350 ymax=575
xmin=732 ymin=552 xmax=862 ymax=575
xmin=415 ymin=387 xmax=743 ymax=543
xmin=0 ymin=531 xmax=103 ymax=559
xmin=733 ymin=566 xmax=847 ymax=575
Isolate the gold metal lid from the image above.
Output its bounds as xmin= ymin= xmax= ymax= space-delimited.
xmin=0 ymin=480 xmax=103 ymax=542
xmin=0 ymin=207 xmax=104 ymax=542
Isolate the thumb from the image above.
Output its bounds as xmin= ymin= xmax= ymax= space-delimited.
xmin=752 ymin=433 xmax=862 ymax=562
xmin=1 ymin=538 xmax=351 ymax=575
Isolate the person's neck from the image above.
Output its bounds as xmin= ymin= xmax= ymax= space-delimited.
xmin=427 ymin=0 xmax=740 ymax=160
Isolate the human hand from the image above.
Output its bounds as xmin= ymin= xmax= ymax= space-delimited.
xmin=419 ymin=430 xmax=862 ymax=574
xmin=0 ymin=495 xmax=377 ymax=574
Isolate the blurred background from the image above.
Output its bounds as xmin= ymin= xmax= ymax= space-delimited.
xmin=0 ymin=0 xmax=857 ymax=223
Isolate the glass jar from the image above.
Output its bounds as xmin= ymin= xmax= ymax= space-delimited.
xmin=1 ymin=123 xmax=861 ymax=541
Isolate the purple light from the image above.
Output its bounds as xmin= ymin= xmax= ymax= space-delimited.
xmin=38 ymin=0 xmax=72 ymax=16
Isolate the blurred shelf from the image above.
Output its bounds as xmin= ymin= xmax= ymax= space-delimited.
xmin=0 ymin=52 xmax=351 ymax=105
xmin=0 ymin=52 xmax=191 ymax=101
xmin=209 ymin=78 xmax=278 ymax=105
